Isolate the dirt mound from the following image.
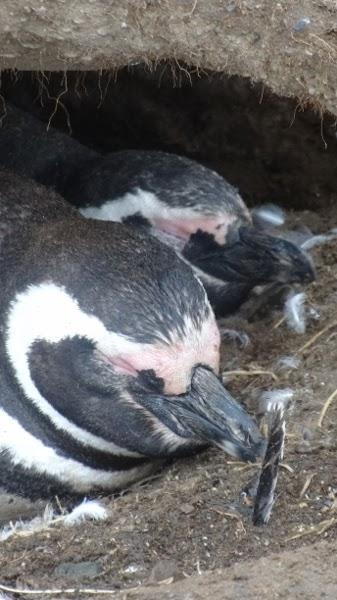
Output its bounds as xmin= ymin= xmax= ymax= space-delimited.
xmin=0 ymin=1 xmax=337 ymax=116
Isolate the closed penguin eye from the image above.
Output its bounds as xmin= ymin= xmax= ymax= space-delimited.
xmin=133 ymin=369 xmax=165 ymax=394
xmin=226 ymin=224 xmax=241 ymax=246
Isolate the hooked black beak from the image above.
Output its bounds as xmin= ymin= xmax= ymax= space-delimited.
xmin=137 ymin=366 xmax=265 ymax=463
xmin=172 ymin=366 xmax=265 ymax=462
xmin=183 ymin=227 xmax=315 ymax=286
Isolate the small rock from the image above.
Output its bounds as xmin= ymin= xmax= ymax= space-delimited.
xmin=54 ymin=560 xmax=102 ymax=580
xmin=149 ymin=559 xmax=179 ymax=582
xmin=179 ymin=503 xmax=194 ymax=515
xmin=293 ymin=17 xmax=311 ymax=32
xmin=302 ymin=427 xmax=314 ymax=441
xmin=123 ymin=563 xmax=145 ymax=574
xmin=295 ymin=441 xmax=315 ymax=454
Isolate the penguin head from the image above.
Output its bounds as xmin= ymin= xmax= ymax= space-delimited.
xmin=183 ymin=225 xmax=315 ymax=288
xmin=130 ymin=364 xmax=265 ymax=462
xmin=4 ymin=219 xmax=264 ymax=462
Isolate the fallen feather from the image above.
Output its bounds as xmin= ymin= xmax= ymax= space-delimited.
xmin=253 ymin=393 xmax=292 ymax=526
xmin=0 ymin=504 xmax=55 ymax=541
xmin=252 ymin=204 xmax=285 ymax=227
xmin=220 ymin=328 xmax=250 ymax=347
xmin=301 ymin=229 xmax=337 ymax=251
xmin=0 ymin=499 xmax=108 ymax=542
xmin=63 ymin=499 xmax=108 ymax=526
xmin=276 ymin=355 xmax=300 ymax=370
xmin=258 ymin=388 xmax=294 ymax=415
xmin=284 ymin=292 xmax=306 ymax=334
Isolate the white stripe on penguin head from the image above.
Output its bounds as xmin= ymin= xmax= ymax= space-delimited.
xmin=5 ymin=282 xmax=218 ymax=452
xmin=5 ymin=282 xmax=145 ymax=456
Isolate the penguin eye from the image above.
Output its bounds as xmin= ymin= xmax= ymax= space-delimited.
xmin=226 ymin=225 xmax=241 ymax=245
xmin=136 ymin=369 xmax=165 ymax=393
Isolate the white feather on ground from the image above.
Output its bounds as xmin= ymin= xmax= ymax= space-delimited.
xmin=0 ymin=499 xmax=108 ymax=542
xmin=276 ymin=355 xmax=300 ymax=370
xmin=284 ymin=292 xmax=306 ymax=334
xmin=301 ymin=229 xmax=337 ymax=251
xmin=252 ymin=204 xmax=285 ymax=227
xmin=253 ymin=388 xmax=292 ymax=525
xmin=253 ymin=409 xmax=286 ymax=526
xmin=258 ymin=388 xmax=294 ymax=416
xmin=63 ymin=499 xmax=108 ymax=526
xmin=0 ymin=503 xmax=55 ymax=541
xmin=220 ymin=327 xmax=250 ymax=347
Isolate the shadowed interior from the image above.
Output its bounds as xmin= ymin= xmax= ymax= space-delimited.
xmin=1 ymin=65 xmax=336 ymax=211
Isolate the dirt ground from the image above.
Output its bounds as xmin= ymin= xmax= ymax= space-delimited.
xmin=1 ymin=74 xmax=337 ymax=598
xmin=0 ymin=1 xmax=337 ymax=118
xmin=0 ymin=206 xmax=337 ymax=598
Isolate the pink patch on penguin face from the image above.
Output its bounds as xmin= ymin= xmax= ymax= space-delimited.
xmin=102 ymin=313 xmax=220 ymax=396
xmin=152 ymin=214 xmax=248 ymax=245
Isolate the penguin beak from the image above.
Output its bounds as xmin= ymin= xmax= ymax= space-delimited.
xmin=184 ymin=227 xmax=315 ymax=286
xmin=173 ymin=366 xmax=265 ymax=462
xmin=141 ymin=366 xmax=265 ymax=462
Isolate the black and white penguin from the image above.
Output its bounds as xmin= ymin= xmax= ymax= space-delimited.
xmin=66 ymin=149 xmax=315 ymax=316
xmin=0 ymin=170 xmax=264 ymax=500
xmin=0 ymin=106 xmax=315 ymax=317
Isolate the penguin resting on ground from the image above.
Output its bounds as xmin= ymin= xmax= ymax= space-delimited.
xmin=0 ymin=106 xmax=315 ymax=317
xmin=66 ymin=150 xmax=315 ymax=317
xmin=0 ymin=169 xmax=264 ymax=500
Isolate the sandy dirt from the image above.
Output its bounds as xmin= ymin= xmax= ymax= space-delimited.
xmin=0 ymin=206 xmax=337 ymax=599
xmin=0 ymin=1 xmax=337 ymax=118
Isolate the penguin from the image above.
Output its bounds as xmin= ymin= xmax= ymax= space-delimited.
xmin=0 ymin=106 xmax=315 ymax=317
xmin=0 ymin=104 xmax=97 ymax=193
xmin=0 ymin=169 xmax=264 ymax=500
xmin=65 ymin=150 xmax=315 ymax=316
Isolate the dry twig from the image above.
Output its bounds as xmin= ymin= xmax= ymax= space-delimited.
xmin=297 ymin=320 xmax=337 ymax=354
xmin=286 ymin=517 xmax=336 ymax=541
xmin=222 ymin=369 xmax=278 ymax=381
xmin=0 ymin=583 xmax=124 ymax=596
xmin=299 ymin=473 xmax=315 ymax=498
xmin=273 ymin=315 xmax=286 ymax=329
xmin=317 ymin=388 xmax=337 ymax=428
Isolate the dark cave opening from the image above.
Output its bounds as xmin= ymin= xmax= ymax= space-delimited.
xmin=1 ymin=65 xmax=337 ymax=211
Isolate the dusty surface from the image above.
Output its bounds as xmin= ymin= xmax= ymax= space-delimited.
xmin=0 ymin=1 xmax=337 ymax=116
xmin=1 ymin=205 xmax=337 ymax=598
xmin=106 ymin=540 xmax=337 ymax=599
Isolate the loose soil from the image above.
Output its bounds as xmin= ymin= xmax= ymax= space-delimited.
xmin=1 ymin=1 xmax=337 ymax=118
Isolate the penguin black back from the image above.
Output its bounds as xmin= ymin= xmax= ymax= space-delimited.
xmin=1 ymin=216 xmax=210 ymax=343
xmin=0 ymin=105 xmax=97 ymax=193
xmin=0 ymin=168 xmax=77 ymax=246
